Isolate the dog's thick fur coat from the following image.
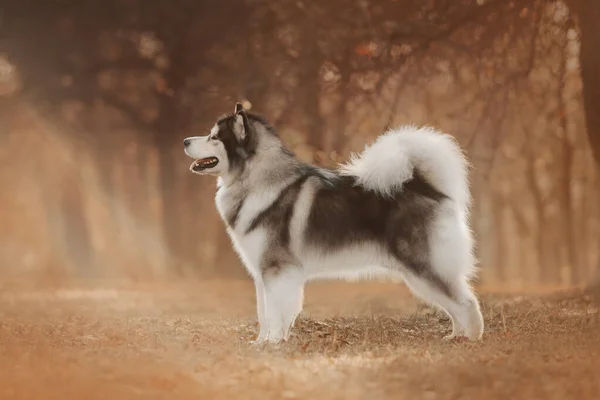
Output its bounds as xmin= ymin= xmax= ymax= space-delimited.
xmin=184 ymin=104 xmax=484 ymax=343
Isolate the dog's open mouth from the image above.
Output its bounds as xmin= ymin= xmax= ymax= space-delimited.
xmin=191 ymin=157 xmax=219 ymax=172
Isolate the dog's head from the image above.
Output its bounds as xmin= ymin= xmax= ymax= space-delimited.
xmin=184 ymin=103 xmax=275 ymax=179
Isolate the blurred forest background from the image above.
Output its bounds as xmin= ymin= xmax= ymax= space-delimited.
xmin=1 ymin=0 xmax=599 ymax=288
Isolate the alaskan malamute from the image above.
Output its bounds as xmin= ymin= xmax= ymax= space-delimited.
xmin=184 ymin=103 xmax=484 ymax=344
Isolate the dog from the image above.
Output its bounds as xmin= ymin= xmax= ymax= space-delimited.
xmin=183 ymin=103 xmax=484 ymax=344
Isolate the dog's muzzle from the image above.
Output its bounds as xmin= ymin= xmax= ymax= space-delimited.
xmin=184 ymin=138 xmax=219 ymax=172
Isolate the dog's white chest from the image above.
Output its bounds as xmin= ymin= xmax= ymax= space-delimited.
xmin=215 ymin=186 xmax=271 ymax=279
xmin=226 ymin=228 xmax=267 ymax=279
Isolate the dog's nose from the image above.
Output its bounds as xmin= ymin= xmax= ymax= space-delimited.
xmin=183 ymin=138 xmax=191 ymax=147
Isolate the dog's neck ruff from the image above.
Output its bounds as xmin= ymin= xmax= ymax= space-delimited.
xmin=217 ymin=143 xmax=300 ymax=190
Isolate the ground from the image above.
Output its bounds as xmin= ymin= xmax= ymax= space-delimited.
xmin=0 ymin=279 xmax=599 ymax=399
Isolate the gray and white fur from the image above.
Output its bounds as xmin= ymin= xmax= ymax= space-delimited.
xmin=183 ymin=103 xmax=484 ymax=344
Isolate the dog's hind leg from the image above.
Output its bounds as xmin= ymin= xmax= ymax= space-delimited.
xmin=402 ymin=271 xmax=483 ymax=341
xmin=441 ymin=307 xmax=463 ymax=340
xmin=422 ymin=206 xmax=483 ymax=340
xmin=261 ymin=264 xmax=306 ymax=343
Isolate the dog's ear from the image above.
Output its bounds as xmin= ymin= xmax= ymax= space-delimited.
xmin=232 ymin=112 xmax=249 ymax=141
xmin=233 ymin=102 xmax=250 ymax=141
xmin=234 ymin=102 xmax=244 ymax=114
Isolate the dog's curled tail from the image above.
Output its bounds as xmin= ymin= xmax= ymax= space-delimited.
xmin=339 ymin=125 xmax=471 ymax=216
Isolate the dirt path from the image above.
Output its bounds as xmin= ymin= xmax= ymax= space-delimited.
xmin=0 ymin=280 xmax=598 ymax=399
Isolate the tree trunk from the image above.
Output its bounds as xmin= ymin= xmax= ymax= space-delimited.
xmin=153 ymin=66 xmax=191 ymax=274
xmin=570 ymin=0 xmax=600 ymax=294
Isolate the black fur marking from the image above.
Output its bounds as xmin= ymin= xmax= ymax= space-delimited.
xmin=214 ymin=116 xmax=256 ymax=176
xmin=225 ymin=196 xmax=245 ymax=228
xmin=213 ymin=111 xmax=280 ymax=178
xmin=245 ymin=176 xmax=309 ymax=247
xmin=306 ymin=171 xmax=453 ymax=297
xmin=296 ymin=164 xmax=340 ymax=188
xmin=245 ymin=175 xmax=310 ymax=277
xmin=403 ymin=171 xmax=449 ymax=202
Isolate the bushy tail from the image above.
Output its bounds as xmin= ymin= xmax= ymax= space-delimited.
xmin=339 ymin=125 xmax=471 ymax=216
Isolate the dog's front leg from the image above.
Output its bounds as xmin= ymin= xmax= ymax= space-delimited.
xmin=251 ymin=278 xmax=268 ymax=344
xmin=262 ymin=265 xmax=305 ymax=343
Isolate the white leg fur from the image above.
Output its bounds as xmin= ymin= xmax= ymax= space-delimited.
xmin=403 ymin=273 xmax=483 ymax=341
xmin=260 ymin=267 xmax=306 ymax=343
xmin=252 ymin=279 xmax=268 ymax=343
xmin=443 ymin=309 xmax=463 ymax=340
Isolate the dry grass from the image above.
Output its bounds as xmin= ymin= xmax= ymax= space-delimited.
xmin=0 ymin=280 xmax=599 ymax=399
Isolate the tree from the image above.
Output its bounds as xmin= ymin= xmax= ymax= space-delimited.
xmin=567 ymin=0 xmax=600 ymax=293
xmin=1 ymin=0 xmax=598 ymax=284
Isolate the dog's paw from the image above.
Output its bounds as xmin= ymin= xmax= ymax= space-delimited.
xmin=265 ymin=336 xmax=286 ymax=345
